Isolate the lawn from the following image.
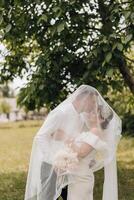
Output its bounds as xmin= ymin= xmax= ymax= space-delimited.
xmin=0 ymin=120 xmax=133 ymax=200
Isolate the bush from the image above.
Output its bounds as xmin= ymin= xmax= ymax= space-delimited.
xmin=122 ymin=113 xmax=134 ymax=136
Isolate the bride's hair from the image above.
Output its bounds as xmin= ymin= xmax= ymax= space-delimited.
xmin=98 ymin=105 xmax=113 ymax=129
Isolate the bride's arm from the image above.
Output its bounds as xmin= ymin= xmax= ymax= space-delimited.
xmin=70 ymin=141 xmax=94 ymax=158
xmin=65 ymin=128 xmax=108 ymax=159
xmin=64 ymin=134 xmax=95 ymax=159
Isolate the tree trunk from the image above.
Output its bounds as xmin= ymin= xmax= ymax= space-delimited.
xmin=118 ymin=58 xmax=134 ymax=93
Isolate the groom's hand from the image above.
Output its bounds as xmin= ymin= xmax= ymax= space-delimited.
xmin=64 ymin=137 xmax=75 ymax=147
xmin=54 ymin=166 xmax=66 ymax=174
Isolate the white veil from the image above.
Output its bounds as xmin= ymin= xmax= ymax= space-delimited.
xmin=24 ymin=84 xmax=122 ymax=200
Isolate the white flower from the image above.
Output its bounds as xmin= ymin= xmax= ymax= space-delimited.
xmin=53 ymin=147 xmax=79 ymax=172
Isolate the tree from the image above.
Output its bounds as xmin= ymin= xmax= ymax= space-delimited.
xmin=0 ymin=0 xmax=134 ymax=110
xmin=0 ymin=100 xmax=11 ymax=119
xmin=0 ymin=82 xmax=15 ymax=97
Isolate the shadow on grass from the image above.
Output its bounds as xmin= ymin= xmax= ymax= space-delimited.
xmin=0 ymin=163 xmax=133 ymax=200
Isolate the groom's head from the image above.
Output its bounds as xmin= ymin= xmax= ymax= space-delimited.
xmin=72 ymin=89 xmax=98 ymax=113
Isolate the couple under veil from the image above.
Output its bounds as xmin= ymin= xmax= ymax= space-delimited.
xmin=24 ymin=84 xmax=122 ymax=200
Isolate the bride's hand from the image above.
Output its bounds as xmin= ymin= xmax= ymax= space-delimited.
xmin=64 ymin=138 xmax=80 ymax=157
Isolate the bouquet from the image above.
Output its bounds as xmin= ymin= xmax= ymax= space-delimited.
xmin=53 ymin=146 xmax=79 ymax=173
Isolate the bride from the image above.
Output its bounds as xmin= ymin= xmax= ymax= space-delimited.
xmin=24 ymin=85 xmax=122 ymax=200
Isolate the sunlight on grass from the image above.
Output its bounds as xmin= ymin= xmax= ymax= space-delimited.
xmin=0 ymin=120 xmax=43 ymax=173
xmin=0 ymin=120 xmax=133 ymax=200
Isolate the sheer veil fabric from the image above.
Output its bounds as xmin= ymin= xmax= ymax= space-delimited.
xmin=24 ymin=85 xmax=122 ymax=200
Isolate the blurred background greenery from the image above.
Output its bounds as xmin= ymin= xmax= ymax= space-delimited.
xmin=0 ymin=0 xmax=134 ymax=135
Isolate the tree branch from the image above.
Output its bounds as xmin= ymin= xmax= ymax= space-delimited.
xmin=116 ymin=25 xmax=130 ymax=34
xmin=124 ymin=55 xmax=134 ymax=63
xmin=120 ymin=0 xmax=133 ymax=4
xmin=85 ymin=26 xmax=101 ymax=31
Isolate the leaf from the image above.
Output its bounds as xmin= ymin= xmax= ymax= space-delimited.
xmin=56 ymin=10 xmax=62 ymax=18
xmin=93 ymin=49 xmax=97 ymax=57
xmin=87 ymin=63 xmax=92 ymax=69
xmin=52 ymin=6 xmax=62 ymax=17
xmin=103 ymin=45 xmax=108 ymax=52
xmin=5 ymin=24 xmax=12 ymax=33
xmin=131 ymin=13 xmax=134 ymax=22
xmin=41 ymin=14 xmax=48 ymax=22
xmin=102 ymin=36 xmax=107 ymax=43
xmin=124 ymin=34 xmax=133 ymax=44
xmin=57 ymin=22 xmax=65 ymax=33
xmin=0 ymin=15 xmax=3 ymax=25
xmin=112 ymin=43 xmax=117 ymax=51
xmin=70 ymin=0 xmax=76 ymax=5
xmin=112 ymin=8 xmax=119 ymax=14
xmin=53 ymin=6 xmax=60 ymax=13
xmin=117 ymin=43 xmax=123 ymax=51
xmin=63 ymin=56 xmax=70 ymax=62
xmin=39 ymin=84 xmax=44 ymax=90
xmin=105 ymin=52 xmax=112 ymax=63
xmin=0 ymin=0 xmax=4 ymax=7
xmin=124 ymin=11 xmax=131 ymax=19
xmin=106 ymin=68 xmax=114 ymax=77
xmin=35 ymin=0 xmax=41 ymax=3
xmin=102 ymin=60 xmax=106 ymax=67
xmin=38 ymin=14 xmax=48 ymax=24
xmin=50 ymin=26 xmax=56 ymax=36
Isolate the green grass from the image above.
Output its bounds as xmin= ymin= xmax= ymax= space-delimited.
xmin=0 ymin=120 xmax=133 ymax=200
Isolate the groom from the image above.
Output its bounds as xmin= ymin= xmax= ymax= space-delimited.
xmin=60 ymin=186 xmax=68 ymax=200
xmin=40 ymin=161 xmax=68 ymax=200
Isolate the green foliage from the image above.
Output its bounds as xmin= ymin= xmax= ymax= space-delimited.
xmin=0 ymin=0 xmax=134 ymax=110
xmin=122 ymin=113 xmax=134 ymax=136
xmin=107 ymin=86 xmax=134 ymax=115
xmin=0 ymin=100 xmax=11 ymax=114
xmin=0 ymin=83 xmax=14 ymax=97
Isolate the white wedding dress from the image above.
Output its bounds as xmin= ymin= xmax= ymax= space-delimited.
xmin=67 ymin=128 xmax=111 ymax=200
xmin=67 ymin=150 xmax=95 ymax=200
xmin=66 ymin=131 xmax=106 ymax=200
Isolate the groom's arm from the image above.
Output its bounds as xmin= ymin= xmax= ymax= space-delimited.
xmin=35 ymin=109 xmax=65 ymax=140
